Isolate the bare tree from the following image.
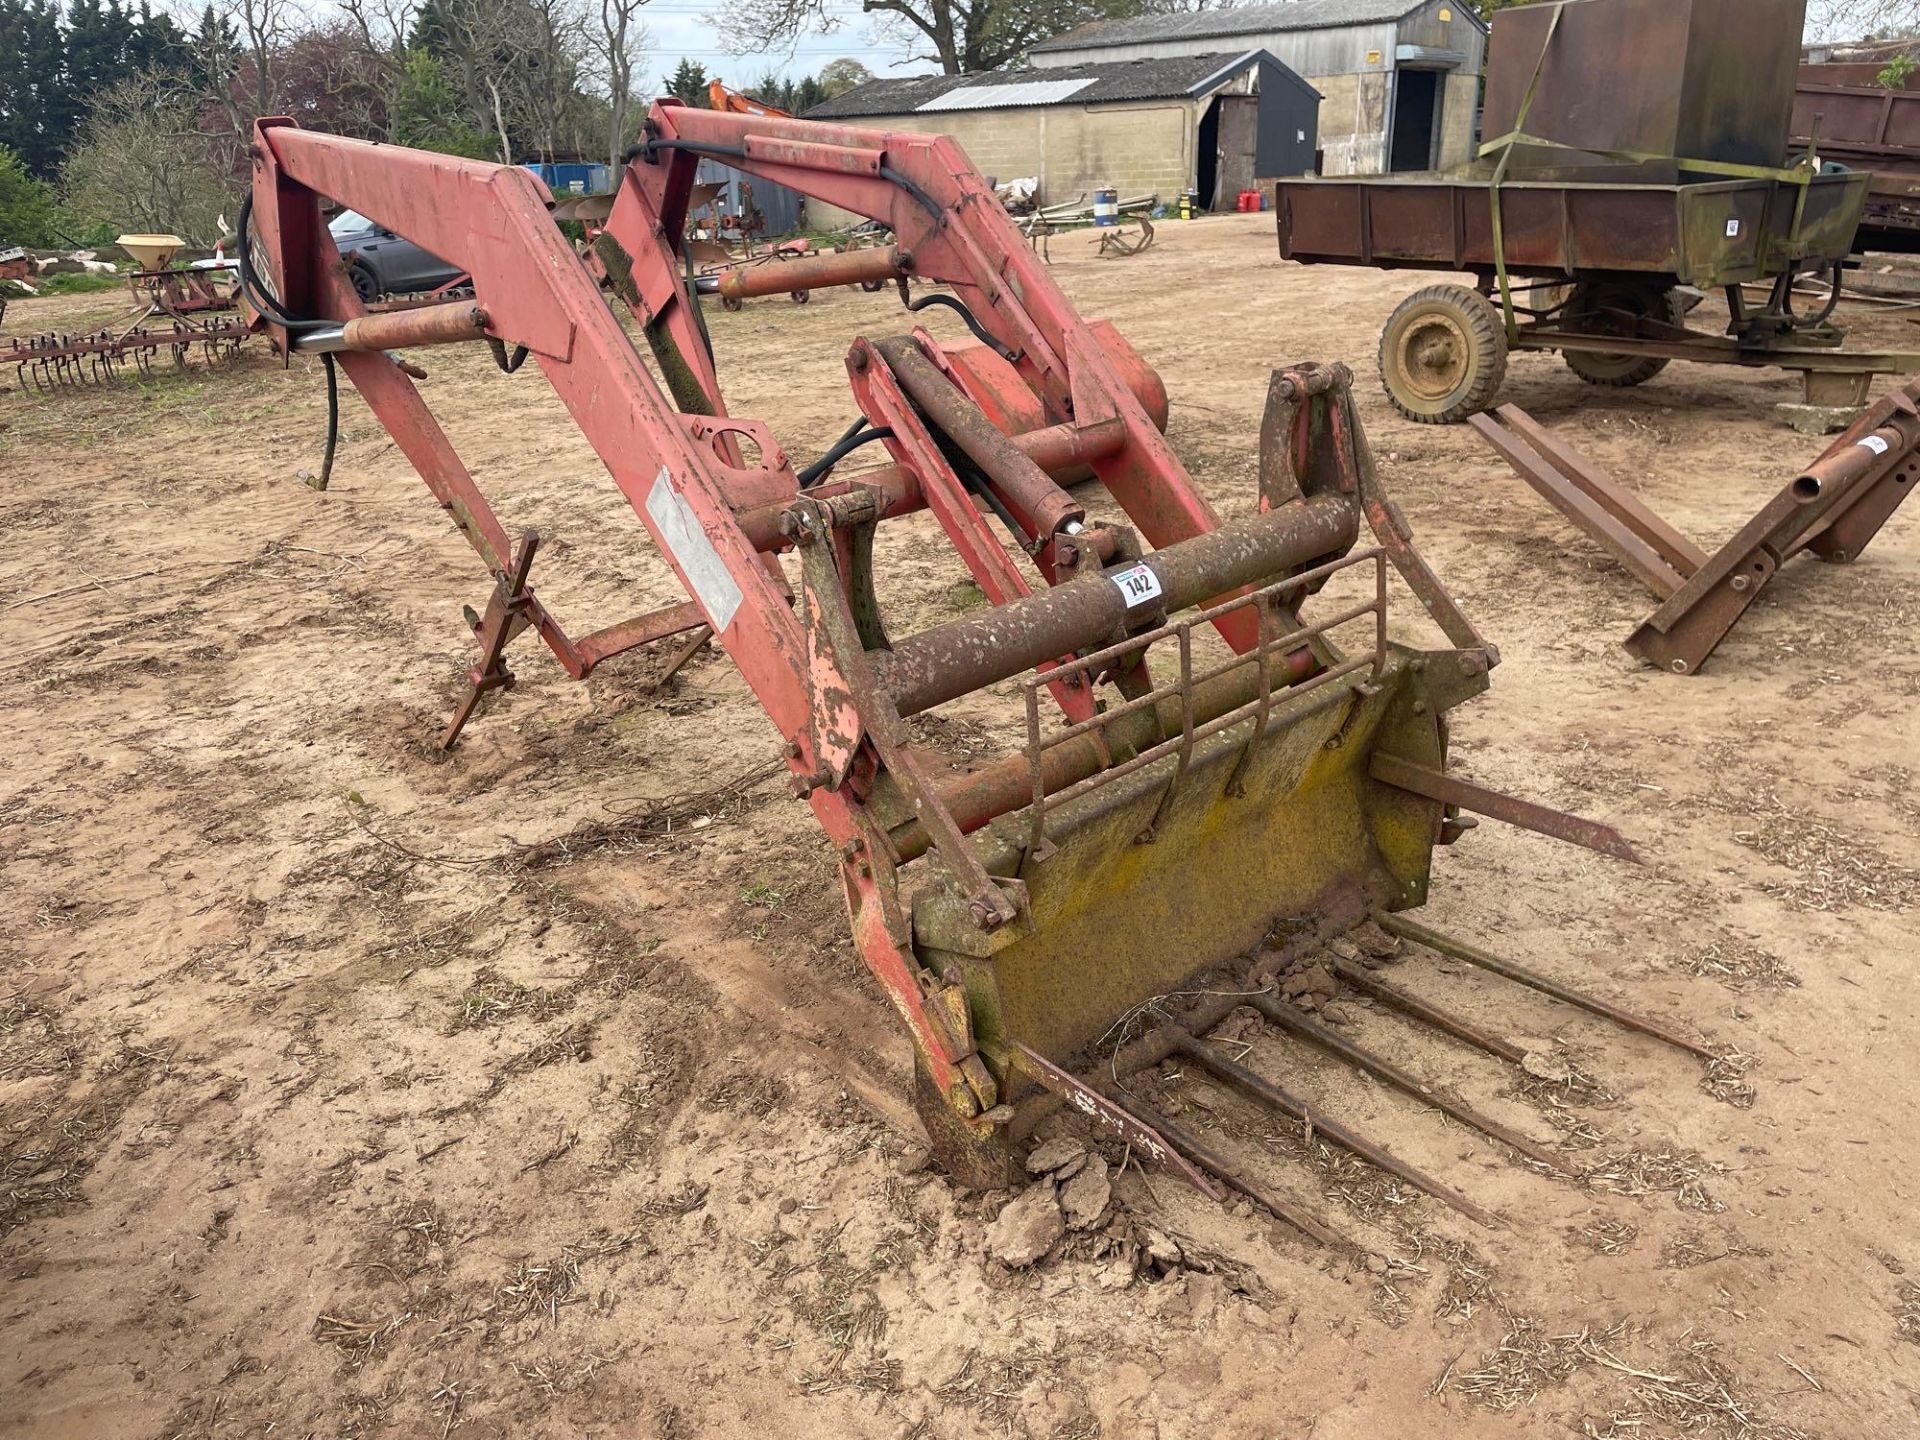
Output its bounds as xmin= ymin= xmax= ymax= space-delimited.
xmin=1805 ymin=0 xmax=1920 ymax=41
xmin=339 ymin=0 xmax=420 ymax=140
xmin=63 ymin=73 xmax=233 ymax=243
xmin=718 ymin=0 xmax=1142 ymax=75
xmin=593 ymin=0 xmax=651 ymax=169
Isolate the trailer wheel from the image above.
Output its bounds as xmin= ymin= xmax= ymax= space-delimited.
xmin=1379 ymin=284 xmax=1508 ymax=423
xmin=1561 ymin=281 xmax=1683 ymax=386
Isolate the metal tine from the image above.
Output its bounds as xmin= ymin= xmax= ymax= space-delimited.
xmin=1243 ymin=991 xmax=1573 ymax=1175
xmin=1116 ymin=1089 xmax=1350 ymax=1249
xmin=1172 ymin=1031 xmax=1501 ymax=1227
xmin=1330 ymin=958 xmax=1530 ymax=1066
xmin=1378 ymin=914 xmax=1717 ymax=1061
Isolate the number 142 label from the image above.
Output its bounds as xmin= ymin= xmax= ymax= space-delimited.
xmin=1110 ymin=563 xmax=1164 ymax=607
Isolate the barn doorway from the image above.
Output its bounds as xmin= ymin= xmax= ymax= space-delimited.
xmin=1389 ymin=69 xmax=1442 ymax=172
xmin=1198 ymin=97 xmax=1220 ymax=208
xmin=1198 ymin=94 xmax=1260 ymax=208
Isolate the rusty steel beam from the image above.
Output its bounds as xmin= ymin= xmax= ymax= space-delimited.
xmin=1111 ymin=1091 xmax=1350 ymax=1248
xmin=1627 ymin=384 xmax=1920 ymax=673
xmin=1476 ymin=393 xmax=1920 ymax=674
xmin=1469 ymin=406 xmax=1705 ymax=600
xmin=873 ymin=335 xmax=1084 ymax=539
xmin=1329 ymin=959 xmax=1531 ymax=1067
xmin=881 ymin=494 xmax=1359 ymax=717
xmin=712 ymin=244 xmax=902 ymax=302
xmin=1369 ymin=752 xmax=1643 ymax=863
xmin=1014 ymin=1044 xmax=1221 ymax=1199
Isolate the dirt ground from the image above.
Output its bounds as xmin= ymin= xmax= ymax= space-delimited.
xmin=3 ymin=211 xmax=1918 ymax=1440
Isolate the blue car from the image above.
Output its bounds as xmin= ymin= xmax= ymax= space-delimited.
xmin=327 ymin=209 xmax=466 ymax=302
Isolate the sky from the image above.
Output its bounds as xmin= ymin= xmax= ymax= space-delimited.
xmin=596 ymin=1 xmax=930 ymax=86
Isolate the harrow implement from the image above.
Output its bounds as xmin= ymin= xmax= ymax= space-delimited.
xmin=3 ymin=316 xmax=251 ymax=392
xmin=243 ymin=103 xmax=1686 ymax=1209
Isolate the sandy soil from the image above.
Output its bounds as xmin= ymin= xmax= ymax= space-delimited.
xmin=2 ymin=212 xmax=1917 ymax=1440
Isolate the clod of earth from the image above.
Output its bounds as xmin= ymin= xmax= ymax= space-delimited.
xmin=1059 ymin=1155 xmax=1112 ymax=1231
xmin=1025 ymin=1136 xmax=1088 ymax=1178
xmin=986 ymin=1183 xmax=1066 ymax=1267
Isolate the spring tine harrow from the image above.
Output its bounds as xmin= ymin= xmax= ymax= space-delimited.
xmin=1 ymin=316 xmax=252 ymax=394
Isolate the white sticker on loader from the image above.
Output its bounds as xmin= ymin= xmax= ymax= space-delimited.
xmin=646 ymin=467 xmax=743 ymax=633
xmin=1858 ymin=434 xmax=1891 ymax=455
xmin=1725 ymin=219 xmax=1741 ymax=238
xmin=1110 ymin=563 xmax=1164 ymax=608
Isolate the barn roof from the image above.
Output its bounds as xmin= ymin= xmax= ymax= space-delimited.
xmin=804 ymin=50 xmax=1293 ymax=120
xmin=1031 ymin=0 xmax=1481 ymax=56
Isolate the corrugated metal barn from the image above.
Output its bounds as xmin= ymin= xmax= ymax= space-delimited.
xmin=804 ymin=51 xmax=1322 ymax=214
xmin=1030 ymin=0 xmax=1487 ymax=176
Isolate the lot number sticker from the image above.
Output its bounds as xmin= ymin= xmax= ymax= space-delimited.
xmin=1111 ymin=563 xmax=1164 ymax=607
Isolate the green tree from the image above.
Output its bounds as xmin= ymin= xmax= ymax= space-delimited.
xmin=0 ymin=0 xmax=73 ymax=175
xmin=817 ymin=56 xmax=870 ymax=97
xmin=0 ymin=143 xmax=57 ymax=245
xmin=661 ymin=57 xmax=710 ymax=105
xmin=186 ymin=2 xmax=237 ymax=91
xmin=392 ymin=48 xmax=492 ymax=157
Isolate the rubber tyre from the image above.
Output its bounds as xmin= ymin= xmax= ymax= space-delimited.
xmin=347 ymin=262 xmax=382 ymax=305
xmin=1561 ymin=281 xmax=1683 ymax=387
xmin=1378 ymin=284 xmax=1509 ymax=423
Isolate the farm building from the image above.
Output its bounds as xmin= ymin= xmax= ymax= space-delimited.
xmin=1030 ymin=0 xmax=1487 ymax=176
xmin=803 ymin=51 xmax=1322 ymax=214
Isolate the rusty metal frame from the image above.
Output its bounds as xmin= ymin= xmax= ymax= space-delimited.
xmin=1471 ymin=389 xmax=1920 ymax=672
xmin=246 ymin=107 xmax=1652 ymax=1201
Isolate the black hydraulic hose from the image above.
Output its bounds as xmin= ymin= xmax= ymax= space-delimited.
xmin=906 ymin=292 xmax=1020 ymax=361
xmin=879 ymin=165 xmax=942 ymax=220
xmin=626 ymin=138 xmax=748 ymax=165
xmin=798 ymin=422 xmax=894 ymax=487
xmin=235 ymin=192 xmax=329 ymax=334
xmin=237 ymin=190 xmax=345 ymax=488
xmin=682 ymin=240 xmax=716 ymax=370
xmin=317 ymin=353 xmax=339 ymax=490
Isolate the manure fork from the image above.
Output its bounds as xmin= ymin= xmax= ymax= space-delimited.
xmin=241 ymin=103 xmax=1693 ymax=1221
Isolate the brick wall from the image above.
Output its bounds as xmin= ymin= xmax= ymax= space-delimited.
xmin=808 ymin=101 xmax=1194 ymax=226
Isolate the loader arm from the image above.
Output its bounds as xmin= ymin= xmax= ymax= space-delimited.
xmin=244 ymin=105 xmax=1635 ymax=1194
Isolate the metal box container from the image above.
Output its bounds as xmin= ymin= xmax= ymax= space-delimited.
xmin=1480 ymin=0 xmax=1809 ymax=182
xmin=1276 ymin=171 xmax=1869 ymax=288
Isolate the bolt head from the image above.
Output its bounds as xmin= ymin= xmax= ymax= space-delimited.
xmin=1729 ymin=575 xmax=1749 ymax=592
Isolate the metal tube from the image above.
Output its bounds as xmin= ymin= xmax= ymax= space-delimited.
xmin=714 ymin=245 xmax=902 ymax=301
xmin=875 ymin=336 xmax=1084 ymax=538
xmin=887 ymin=645 xmax=1325 ymax=862
xmin=1376 ymin=915 xmax=1716 ymax=1060
xmin=734 ymin=417 xmax=1135 ymax=552
xmin=881 ymin=493 xmax=1359 ymax=717
xmin=291 ymin=302 xmax=491 ymax=354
